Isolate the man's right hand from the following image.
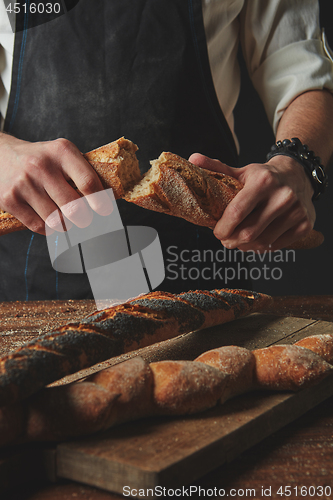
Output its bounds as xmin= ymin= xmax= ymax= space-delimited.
xmin=0 ymin=133 xmax=112 ymax=234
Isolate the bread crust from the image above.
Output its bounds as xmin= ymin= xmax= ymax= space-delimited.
xmin=195 ymin=346 xmax=255 ymax=402
xmin=83 ymin=137 xmax=141 ymax=198
xmin=124 ymin=151 xmax=323 ymax=249
xmin=294 ymin=334 xmax=333 ymax=364
xmin=0 ymin=288 xmax=272 ymax=407
xmin=150 ymin=360 xmax=228 ymax=414
xmin=1 ymin=331 xmax=333 ymax=447
xmin=125 ymin=152 xmax=243 ymax=228
xmin=0 ymin=211 xmax=26 ymax=235
xmin=253 ymin=344 xmax=333 ymax=391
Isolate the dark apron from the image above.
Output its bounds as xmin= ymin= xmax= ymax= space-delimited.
xmin=0 ymin=0 xmax=250 ymax=301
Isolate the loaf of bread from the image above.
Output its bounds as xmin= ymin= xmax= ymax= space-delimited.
xmin=124 ymin=152 xmax=243 ymax=228
xmin=0 ymin=288 xmax=272 ymax=407
xmin=0 ymin=137 xmax=141 ymax=236
xmin=0 ymin=137 xmax=323 ymax=249
xmin=124 ymin=151 xmax=323 ymax=250
xmin=1 ymin=333 xmax=332 ymax=447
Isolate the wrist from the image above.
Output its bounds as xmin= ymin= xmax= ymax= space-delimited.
xmin=266 ymin=154 xmax=315 ymax=198
xmin=266 ymin=138 xmax=328 ymax=200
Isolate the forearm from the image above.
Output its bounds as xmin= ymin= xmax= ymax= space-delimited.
xmin=275 ymin=89 xmax=333 ymax=169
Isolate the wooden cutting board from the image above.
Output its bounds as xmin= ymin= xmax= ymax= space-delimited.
xmin=52 ymin=313 xmax=333 ymax=497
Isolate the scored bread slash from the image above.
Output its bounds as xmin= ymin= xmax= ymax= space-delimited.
xmin=0 ymin=288 xmax=272 ymax=407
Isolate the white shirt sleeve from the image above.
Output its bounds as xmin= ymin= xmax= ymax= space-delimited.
xmin=203 ymin=0 xmax=333 ymax=138
xmin=239 ymin=0 xmax=333 ymax=134
xmin=0 ymin=1 xmax=15 ymax=126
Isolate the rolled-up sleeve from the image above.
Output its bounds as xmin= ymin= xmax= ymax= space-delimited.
xmin=0 ymin=4 xmax=15 ymax=125
xmin=239 ymin=0 xmax=333 ymax=134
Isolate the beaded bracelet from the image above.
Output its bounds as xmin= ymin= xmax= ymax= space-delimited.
xmin=266 ymin=138 xmax=328 ymax=200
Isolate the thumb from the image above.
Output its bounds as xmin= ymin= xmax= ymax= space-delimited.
xmin=188 ymin=153 xmax=240 ymax=178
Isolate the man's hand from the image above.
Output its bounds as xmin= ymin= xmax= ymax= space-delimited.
xmin=0 ymin=134 xmax=113 ymax=234
xmin=190 ymin=89 xmax=333 ymax=252
xmin=189 ymin=153 xmax=316 ymax=252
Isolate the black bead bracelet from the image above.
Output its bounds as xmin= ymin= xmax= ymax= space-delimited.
xmin=266 ymin=137 xmax=328 ymax=200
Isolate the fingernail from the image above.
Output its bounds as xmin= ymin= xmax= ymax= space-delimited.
xmin=85 ymin=190 xmax=114 ymax=216
xmin=62 ymin=198 xmax=94 ymax=228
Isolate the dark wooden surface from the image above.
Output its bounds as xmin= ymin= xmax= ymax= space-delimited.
xmin=1 ymin=297 xmax=333 ymax=499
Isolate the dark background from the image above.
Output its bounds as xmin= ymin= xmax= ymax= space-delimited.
xmin=233 ymin=0 xmax=333 ymax=295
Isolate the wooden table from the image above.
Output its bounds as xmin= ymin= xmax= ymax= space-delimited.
xmin=1 ymin=297 xmax=333 ymax=500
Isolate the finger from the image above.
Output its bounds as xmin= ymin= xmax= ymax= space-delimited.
xmin=47 ymin=139 xmax=114 ymax=216
xmin=50 ymin=138 xmax=105 ymax=193
xmin=58 ymin=197 xmax=94 ymax=229
xmin=45 ymin=209 xmax=73 ymax=234
xmin=257 ymin=209 xmax=313 ymax=251
xmin=224 ymin=206 xmax=313 ymax=253
xmin=60 ymin=161 xmax=113 ymax=216
xmin=269 ymin=220 xmax=314 ymax=251
xmin=219 ymin=187 xmax=300 ymax=248
xmin=8 ymin=201 xmax=54 ymax=235
xmin=214 ymin=185 xmax=264 ymax=241
xmin=83 ymin=189 xmax=114 ymax=217
xmin=189 ymin=153 xmax=240 ymax=178
xmin=19 ymin=172 xmax=92 ymax=230
xmin=46 ymin=179 xmax=114 ymax=225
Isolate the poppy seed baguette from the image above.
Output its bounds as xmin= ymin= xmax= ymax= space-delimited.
xmin=0 ymin=288 xmax=271 ymax=407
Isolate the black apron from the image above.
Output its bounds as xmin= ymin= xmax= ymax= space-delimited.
xmin=1 ymin=0 xmax=250 ymax=301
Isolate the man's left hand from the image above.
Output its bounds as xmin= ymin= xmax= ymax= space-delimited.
xmin=189 ymin=153 xmax=315 ymax=252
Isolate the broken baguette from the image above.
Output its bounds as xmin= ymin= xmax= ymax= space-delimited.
xmin=124 ymin=151 xmax=324 ymax=250
xmin=124 ymin=152 xmax=243 ymax=228
xmin=82 ymin=136 xmax=141 ymax=198
xmin=0 ymin=138 xmax=324 ymax=250
xmin=0 ymin=137 xmax=141 ymax=236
